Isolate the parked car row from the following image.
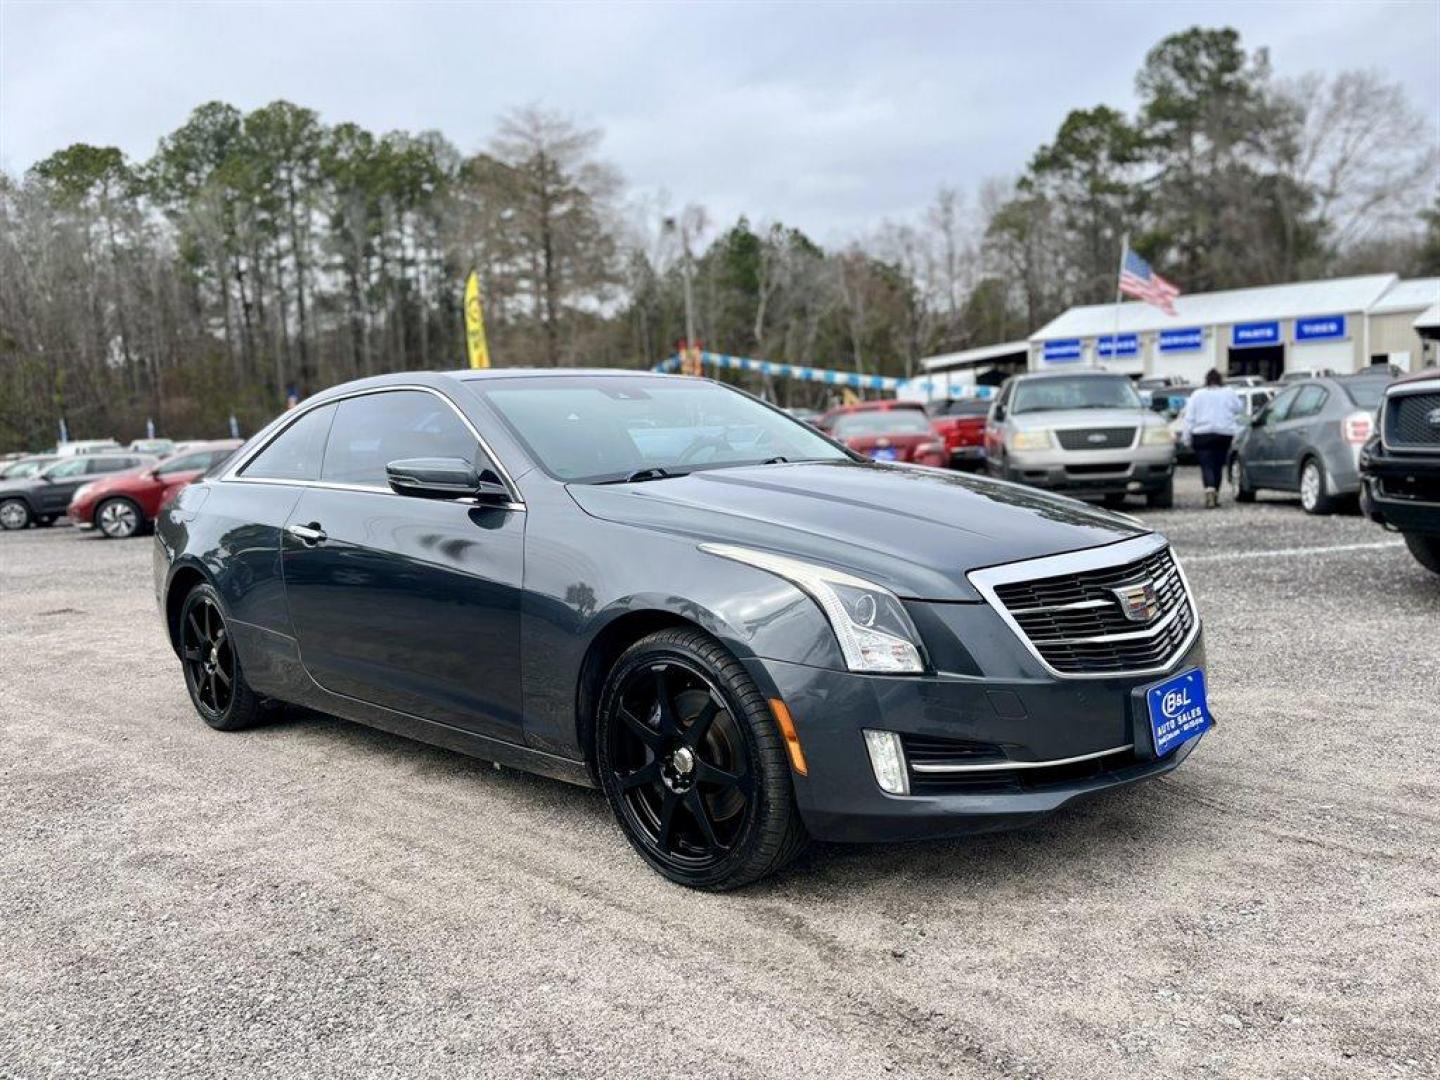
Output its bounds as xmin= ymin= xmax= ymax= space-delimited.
xmin=0 ymin=441 xmax=241 ymax=537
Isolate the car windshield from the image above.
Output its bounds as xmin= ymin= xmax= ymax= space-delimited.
xmin=475 ymin=376 xmax=850 ymax=483
xmin=2 ymin=459 xmax=47 ymax=479
xmin=1341 ymin=378 xmax=1388 ymax=409
xmin=1012 ymin=376 xmax=1142 ymax=414
xmin=831 ymin=410 xmax=934 ymax=436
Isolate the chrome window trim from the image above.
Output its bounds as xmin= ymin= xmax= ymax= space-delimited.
xmin=910 ymin=743 xmax=1134 ymax=773
xmin=968 ymin=533 xmax=1200 ymax=681
xmin=220 ymin=383 xmax=525 ymax=506
xmin=1379 ymin=378 xmax=1440 ymax=454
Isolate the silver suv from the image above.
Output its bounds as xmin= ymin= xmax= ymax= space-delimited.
xmin=985 ymin=371 xmax=1177 ymax=508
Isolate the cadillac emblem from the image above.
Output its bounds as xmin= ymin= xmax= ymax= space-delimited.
xmin=1111 ymin=581 xmax=1161 ymax=623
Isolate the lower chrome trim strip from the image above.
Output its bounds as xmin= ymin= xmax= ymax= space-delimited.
xmin=910 ymin=743 xmax=1133 ymax=773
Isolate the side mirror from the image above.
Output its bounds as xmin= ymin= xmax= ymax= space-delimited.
xmin=386 ymin=457 xmax=509 ymax=502
xmin=992 ymin=406 xmax=1006 ymax=422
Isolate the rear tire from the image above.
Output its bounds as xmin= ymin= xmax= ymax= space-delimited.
xmin=595 ymin=627 xmax=807 ymax=890
xmin=1403 ymin=533 xmax=1440 ymax=575
xmin=178 ymin=583 xmax=265 ymax=731
xmin=0 ymin=498 xmax=31 ymax=530
xmin=1299 ymin=457 xmax=1335 ymax=515
xmin=1146 ymin=479 xmax=1174 ymax=509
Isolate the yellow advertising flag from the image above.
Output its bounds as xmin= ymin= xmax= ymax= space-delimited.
xmin=464 ymin=270 xmax=491 ymax=369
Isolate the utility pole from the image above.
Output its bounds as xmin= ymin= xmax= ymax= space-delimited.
xmin=665 ymin=207 xmax=704 ymax=371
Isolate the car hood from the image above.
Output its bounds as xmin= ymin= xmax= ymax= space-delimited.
xmin=1009 ymin=407 xmax=1161 ymax=432
xmin=567 ymin=461 xmax=1148 ymax=602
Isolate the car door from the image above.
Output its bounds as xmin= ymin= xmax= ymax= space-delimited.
xmin=281 ymin=388 xmax=525 ymax=742
xmin=1244 ymin=386 xmax=1300 ymax=487
xmin=1270 ymin=384 xmax=1328 ymax=490
xmin=34 ymin=457 xmax=92 ymax=512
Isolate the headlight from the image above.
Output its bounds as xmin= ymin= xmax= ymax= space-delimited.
xmin=699 ymin=544 xmax=926 ymax=674
xmin=72 ymin=483 xmax=95 ymax=502
xmin=1141 ymin=426 xmax=1175 ymax=446
xmin=1010 ymin=430 xmax=1052 ymax=451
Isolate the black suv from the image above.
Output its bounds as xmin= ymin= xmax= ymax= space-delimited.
xmin=1360 ymin=368 xmax=1440 ymax=574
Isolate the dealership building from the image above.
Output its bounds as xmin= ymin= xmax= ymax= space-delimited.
xmin=1026 ymin=273 xmax=1440 ymax=383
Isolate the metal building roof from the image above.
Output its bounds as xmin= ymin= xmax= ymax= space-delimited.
xmin=921 ymin=340 xmax=1029 ymax=372
xmin=1415 ymin=301 xmax=1440 ymax=331
xmin=1370 ymin=277 xmax=1440 ymax=315
xmin=1030 ymin=274 xmax=1398 ymax=341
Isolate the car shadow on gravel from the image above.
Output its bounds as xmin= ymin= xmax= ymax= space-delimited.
xmin=246 ymin=702 xmax=1189 ymax=897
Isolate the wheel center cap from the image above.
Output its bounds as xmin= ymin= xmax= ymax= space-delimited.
xmin=671 ymin=746 xmax=696 ymax=776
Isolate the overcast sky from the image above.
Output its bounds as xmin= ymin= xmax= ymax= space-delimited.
xmin=2 ymin=0 xmax=1437 ymax=244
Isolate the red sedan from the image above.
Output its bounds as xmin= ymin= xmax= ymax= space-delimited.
xmin=927 ymin=397 xmax=993 ymax=470
xmin=823 ymin=406 xmax=946 ymax=467
xmin=69 ymin=440 xmax=242 ymax=538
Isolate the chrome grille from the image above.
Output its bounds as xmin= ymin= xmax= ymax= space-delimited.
xmin=1055 ymin=427 xmax=1136 ymax=451
xmin=976 ymin=542 xmax=1197 ymax=676
xmin=1384 ymin=391 xmax=1440 ymax=449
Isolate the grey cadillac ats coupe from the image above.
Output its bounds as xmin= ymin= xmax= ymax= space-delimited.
xmin=154 ymin=369 xmax=1213 ymax=889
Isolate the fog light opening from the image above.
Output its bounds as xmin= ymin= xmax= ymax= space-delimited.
xmin=863 ymin=729 xmax=909 ymax=795
xmin=769 ymin=699 xmax=808 ymax=777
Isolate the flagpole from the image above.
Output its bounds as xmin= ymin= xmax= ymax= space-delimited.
xmin=1107 ymin=232 xmax=1127 ymax=370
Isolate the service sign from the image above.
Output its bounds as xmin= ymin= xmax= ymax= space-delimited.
xmin=1295 ymin=314 xmax=1347 ymax=342
xmin=1159 ymin=327 xmax=1204 ymax=353
xmin=1231 ymin=321 xmax=1280 ymax=348
xmin=1043 ymin=339 xmax=1082 ymax=363
xmin=1096 ymin=333 xmax=1139 ymax=359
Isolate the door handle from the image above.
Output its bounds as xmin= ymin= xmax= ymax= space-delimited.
xmin=286 ymin=522 xmax=328 ymax=546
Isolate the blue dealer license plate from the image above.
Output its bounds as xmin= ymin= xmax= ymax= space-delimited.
xmin=1145 ymin=668 xmax=1213 ymax=757
xmin=869 ymin=448 xmax=898 ymax=460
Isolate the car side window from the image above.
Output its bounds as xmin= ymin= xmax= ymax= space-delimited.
xmin=240 ymin=403 xmax=337 ymax=481
xmin=156 ymin=452 xmax=210 ymax=476
xmin=88 ymin=458 xmax=131 ymax=475
xmin=321 ymin=390 xmax=478 ymax=488
xmin=45 ymin=458 xmax=89 ymax=479
xmin=1289 ymin=385 xmax=1328 ymax=419
xmin=1266 ymin=387 xmax=1301 ymax=424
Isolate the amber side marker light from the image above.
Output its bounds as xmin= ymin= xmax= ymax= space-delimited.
xmin=769 ymin=698 xmax=808 ymax=776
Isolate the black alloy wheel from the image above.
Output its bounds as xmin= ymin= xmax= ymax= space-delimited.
xmin=596 ymin=628 xmax=807 ymax=890
xmin=179 ymin=583 xmax=264 ymax=731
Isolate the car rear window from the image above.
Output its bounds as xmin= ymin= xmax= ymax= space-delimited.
xmin=930 ymin=399 xmax=990 ymax=417
xmin=831 ymin=411 xmax=934 ymax=436
xmin=1340 ymin=378 xmax=1388 ymax=409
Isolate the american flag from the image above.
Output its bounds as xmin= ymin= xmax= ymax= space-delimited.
xmin=1119 ymin=248 xmax=1180 ymax=315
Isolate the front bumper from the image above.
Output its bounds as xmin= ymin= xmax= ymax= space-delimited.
xmin=745 ymin=628 xmax=1206 ymax=843
xmin=1001 ymin=452 xmax=1174 ymax=496
xmin=1360 ymin=442 xmax=1440 ymax=535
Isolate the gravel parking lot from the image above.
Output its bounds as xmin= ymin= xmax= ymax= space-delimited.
xmin=2 ymin=468 xmax=1436 ymax=1080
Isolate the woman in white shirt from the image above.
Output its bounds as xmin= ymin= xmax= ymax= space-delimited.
xmin=1180 ymin=369 xmax=1246 ymax=508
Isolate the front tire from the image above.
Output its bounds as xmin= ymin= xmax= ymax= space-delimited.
xmin=96 ymin=497 xmax=144 ymax=539
xmin=1299 ymin=457 xmax=1335 ymax=515
xmin=178 ymin=583 xmax=265 ymax=731
xmin=1146 ymin=478 xmax=1174 ymax=509
xmin=596 ymin=628 xmax=807 ymax=890
xmin=1235 ymin=460 xmax=1257 ymax=503
xmin=0 ymin=498 xmax=31 ymax=530
xmin=1403 ymin=533 xmax=1440 ymax=575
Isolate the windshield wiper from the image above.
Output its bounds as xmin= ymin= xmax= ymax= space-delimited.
xmin=594 ymin=466 xmax=684 ymax=485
